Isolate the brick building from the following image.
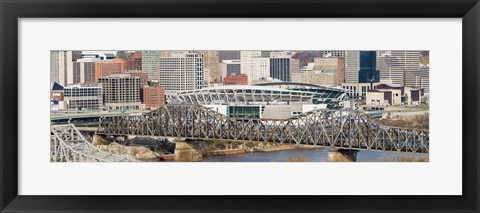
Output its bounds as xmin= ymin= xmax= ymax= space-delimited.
xmin=125 ymin=70 xmax=148 ymax=87
xmin=143 ymin=83 xmax=165 ymax=109
xmin=94 ymin=59 xmax=126 ymax=83
xmin=126 ymin=51 xmax=142 ymax=70
xmin=223 ymin=74 xmax=248 ymax=85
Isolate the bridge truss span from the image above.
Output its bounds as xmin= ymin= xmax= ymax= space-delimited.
xmin=97 ymin=105 xmax=429 ymax=153
xmin=51 ymin=124 xmax=139 ymax=162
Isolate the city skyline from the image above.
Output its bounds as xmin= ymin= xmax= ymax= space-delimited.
xmin=50 ymin=49 xmax=429 ymax=163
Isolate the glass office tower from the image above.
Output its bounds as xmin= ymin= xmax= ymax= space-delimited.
xmin=359 ymin=51 xmax=380 ymax=83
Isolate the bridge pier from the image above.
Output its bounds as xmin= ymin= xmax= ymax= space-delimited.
xmin=327 ymin=149 xmax=359 ymax=162
xmin=174 ymin=139 xmax=202 ymax=162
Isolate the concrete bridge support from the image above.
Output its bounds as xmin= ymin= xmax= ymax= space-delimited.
xmin=327 ymin=149 xmax=359 ymax=162
xmin=174 ymin=139 xmax=202 ymax=162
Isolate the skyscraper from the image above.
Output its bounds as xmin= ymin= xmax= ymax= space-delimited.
xmin=412 ymin=69 xmax=429 ymax=93
xmin=270 ymin=57 xmax=291 ymax=82
xmin=290 ymin=59 xmax=300 ymax=74
xmin=68 ymin=58 xmax=100 ymax=85
xmin=377 ymin=51 xmax=421 ymax=86
xmin=141 ymin=51 xmax=161 ymax=80
xmin=313 ymin=57 xmax=345 ymax=86
xmin=394 ymin=51 xmax=421 ymax=87
xmin=344 ymin=51 xmax=360 ymax=83
xmin=158 ymin=51 xmax=206 ymax=94
xmin=142 ymin=84 xmax=165 ymax=109
xmin=124 ymin=51 xmax=142 ymax=71
xmin=197 ymin=51 xmax=221 ymax=83
xmin=358 ymin=51 xmax=379 ymax=83
xmin=99 ymin=74 xmax=142 ymax=111
xmin=241 ymin=51 xmax=270 ymax=84
xmin=51 ymin=51 xmax=73 ymax=86
xmin=94 ymin=59 xmax=125 ymax=83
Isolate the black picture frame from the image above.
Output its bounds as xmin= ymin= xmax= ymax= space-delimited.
xmin=1 ymin=0 xmax=479 ymax=212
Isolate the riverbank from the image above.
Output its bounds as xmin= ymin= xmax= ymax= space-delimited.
xmin=159 ymin=144 xmax=325 ymax=161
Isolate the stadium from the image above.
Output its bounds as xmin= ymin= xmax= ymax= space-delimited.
xmin=173 ymin=82 xmax=348 ymax=119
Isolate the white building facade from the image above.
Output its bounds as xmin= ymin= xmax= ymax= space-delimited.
xmin=240 ymin=51 xmax=270 ymax=84
xmin=63 ymin=85 xmax=103 ymax=110
xmin=158 ymin=51 xmax=207 ymax=96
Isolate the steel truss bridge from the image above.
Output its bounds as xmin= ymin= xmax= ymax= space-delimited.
xmin=97 ymin=105 xmax=429 ymax=153
xmin=51 ymin=124 xmax=138 ymax=162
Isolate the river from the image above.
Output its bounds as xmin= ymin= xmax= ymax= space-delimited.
xmin=202 ymin=148 xmax=428 ymax=162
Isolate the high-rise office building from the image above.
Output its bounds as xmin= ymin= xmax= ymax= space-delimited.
xmin=290 ymin=59 xmax=300 ymax=74
xmin=412 ymin=68 xmax=429 ymax=93
xmin=395 ymin=51 xmax=421 ymax=87
xmin=377 ymin=51 xmax=421 ymax=87
xmin=142 ymin=84 xmax=165 ymax=109
xmin=99 ymin=74 xmax=142 ymax=111
xmin=345 ymin=51 xmax=360 ymax=83
xmin=123 ymin=51 xmax=142 ymax=71
xmin=270 ymin=52 xmax=290 ymax=58
xmin=94 ymin=59 xmax=125 ymax=83
xmin=241 ymin=51 xmax=270 ymax=84
xmin=63 ymin=85 xmax=103 ymax=110
xmin=141 ymin=51 xmax=161 ymax=80
xmin=197 ymin=51 xmax=221 ymax=83
xmin=158 ymin=51 xmax=206 ymax=94
xmin=67 ymin=58 xmax=100 ymax=85
xmin=241 ymin=58 xmax=270 ymax=84
xmin=358 ymin=51 xmax=379 ymax=83
xmin=51 ymin=51 xmax=76 ymax=86
xmin=297 ymin=70 xmax=335 ymax=86
xmin=313 ymin=57 xmax=345 ymax=85
xmin=270 ymin=57 xmax=291 ymax=82
xmin=376 ymin=53 xmax=396 ymax=84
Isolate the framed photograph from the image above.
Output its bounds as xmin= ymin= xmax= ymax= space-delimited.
xmin=1 ymin=0 xmax=479 ymax=212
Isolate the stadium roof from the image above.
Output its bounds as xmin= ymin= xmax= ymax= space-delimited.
xmin=174 ymin=84 xmax=346 ymax=106
xmin=254 ymin=82 xmax=345 ymax=92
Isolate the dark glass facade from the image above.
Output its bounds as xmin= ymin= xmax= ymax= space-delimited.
xmin=226 ymin=64 xmax=241 ymax=76
xmin=359 ymin=51 xmax=379 ymax=83
xmin=270 ymin=58 xmax=291 ymax=82
xmin=228 ymin=106 xmax=261 ymax=118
